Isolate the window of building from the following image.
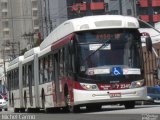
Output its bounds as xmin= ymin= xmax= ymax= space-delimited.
xmin=2 ymin=11 xmax=8 ymax=18
xmin=32 ymin=1 xmax=38 ymax=8
xmin=33 ymin=10 xmax=38 ymax=17
xmin=1 ymin=2 xmax=7 ymax=9
xmin=3 ymin=31 xmax=10 ymax=38
xmin=139 ymin=8 xmax=148 ymax=15
xmin=110 ymin=10 xmax=118 ymax=15
xmin=127 ymin=9 xmax=132 ymax=15
xmin=33 ymin=19 xmax=39 ymax=27
xmin=2 ymin=21 xmax=9 ymax=28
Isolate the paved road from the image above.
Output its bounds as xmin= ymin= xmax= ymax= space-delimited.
xmin=0 ymin=105 xmax=160 ymax=120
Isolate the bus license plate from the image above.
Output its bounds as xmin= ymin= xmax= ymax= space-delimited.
xmin=110 ymin=93 xmax=121 ymax=97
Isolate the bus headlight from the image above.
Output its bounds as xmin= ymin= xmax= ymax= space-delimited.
xmin=130 ymin=79 xmax=144 ymax=88
xmin=80 ymin=83 xmax=99 ymax=91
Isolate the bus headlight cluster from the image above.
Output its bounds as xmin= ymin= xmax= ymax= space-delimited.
xmin=130 ymin=79 xmax=144 ymax=88
xmin=80 ymin=83 xmax=99 ymax=90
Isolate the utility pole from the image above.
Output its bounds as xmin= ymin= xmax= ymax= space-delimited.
xmin=119 ymin=0 xmax=122 ymax=15
xmin=130 ymin=0 xmax=137 ymax=17
xmin=2 ymin=49 xmax=6 ymax=85
xmin=47 ymin=0 xmax=52 ymax=32
xmin=44 ymin=0 xmax=49 ymax=36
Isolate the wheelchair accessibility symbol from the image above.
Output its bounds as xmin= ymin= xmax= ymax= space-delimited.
xmin=112 ymin=67 xmax=122 ymax=76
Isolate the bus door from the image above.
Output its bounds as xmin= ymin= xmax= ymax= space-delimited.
xmin=28 ymin=64 xmax=33 ymax=106
xmin=54 ymin=52 xmax=61 ymax=106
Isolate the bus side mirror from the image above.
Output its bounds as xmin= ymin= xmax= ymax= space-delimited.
xmin=141 ymin=32 xmax=152 ymax=52
xmin=146 ymin=37 xmax=152 ymax=52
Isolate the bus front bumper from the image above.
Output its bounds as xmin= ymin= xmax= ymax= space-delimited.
xmin=73 ymin=87 xmax=147 ymax=105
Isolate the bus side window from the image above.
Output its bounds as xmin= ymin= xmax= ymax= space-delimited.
xmin=39 ymin=59 xmax=43 ymax=84
xmin=60 ymin=48 xmax=64 ymax=77
xmin=44 ymin=57 xmax=48 ymax=82
xmin=16 ymin=69 xmax=19 ymax=89
xmin=51 ymin=54 xmax=55 ymax=81
xmin=64 ymin=45 xmax=69 ymax=76
xmin=24 ymin=65 xmax=27 ymax=87
xmin=32 ymin=62 xmax=34 ymax=86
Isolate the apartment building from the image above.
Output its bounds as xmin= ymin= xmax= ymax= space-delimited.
xmin=0 ymin=0 xmax=39 ymax=85
xmin=0 ymin=0 xmax=39 ymax=61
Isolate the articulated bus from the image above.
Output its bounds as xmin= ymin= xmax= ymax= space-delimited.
xmin=21 ymin=47 xmax=40 ymax=112
xmin=7 ymin=15 xmax=152 ymax=112
xmin=7 ymin=56 xmax=24 ymax=111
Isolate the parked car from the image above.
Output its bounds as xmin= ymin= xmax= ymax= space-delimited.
xmin=0 ymin=93 xmax=8 ymax=101
xmin=147 ymin=86 xmax=160 ymax=104
xmin=0 ymin=94 xmax=7 ymax=111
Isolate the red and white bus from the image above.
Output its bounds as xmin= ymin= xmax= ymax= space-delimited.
xmin=7 ymin=15 xmax=152 ymax=112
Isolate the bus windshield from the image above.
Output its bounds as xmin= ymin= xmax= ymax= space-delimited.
xmin=76 ymin=29 xmax=143 ymax=82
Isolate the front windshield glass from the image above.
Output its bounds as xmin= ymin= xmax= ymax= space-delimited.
xmin=75 ymin=29 xmax=143 ymax=81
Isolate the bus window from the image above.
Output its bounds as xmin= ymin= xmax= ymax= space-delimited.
xmin=39 ymin=59 xmax=43 ymax=84
xmin=48 ymin=55 xmax=53 ymax=82
xmin=44 ymin=57 xmax=48 ymax=82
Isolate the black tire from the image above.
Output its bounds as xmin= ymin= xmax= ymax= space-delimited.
xmin=24 ymin=92 xmax=27 ymax=109
xmin=64 ymin=94 xmax=80 ymax=113
xmin=14 ymin=108 xmax=19 ymax=113
xmin=42 ymin=93 xmax=45 ymax=109
xmin=0 ymin=109 xmax=2 ymax=112
xmin=124 ymin=101 xmax=135 ymax=109
xmin=20 ymin=108 xmax=25 ymax=113
xmin=4 ymin=108 xmax=8 ymax=111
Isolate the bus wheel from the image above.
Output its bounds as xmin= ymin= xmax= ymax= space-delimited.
xmin=14 ymin=108 xmax=19 ymax=113
xmin=24 ymin=98 xmax=27 ymax=109
xmin=64 ymin=94 xmax=80 ymax=113
xmin=124 ymin=101 xmax=135 ymax=109
xmin=24 ymin=92 xmax=27 ymax=109
xmin=42 ymin=93 xmax=45 ymax=109
xmin=20 ymin=108 xmax=25 ymax=113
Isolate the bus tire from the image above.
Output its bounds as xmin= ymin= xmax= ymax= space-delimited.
xmin=41 ymin=92 xmax=45 ymax=109
xmin=20 ymin=108 xmax=25 ymax=113
xmin=12 ymin=94 xmax=14 ymax=107
xmin=14 ymin=108 xmax=19 ymax=113
xmin=124 ymin=101 xmax=135 ymax=109
xmin=24 ymin=92 xmax=27 ymax=109
xmin=64 ymin=93 xmax=80 ymax=113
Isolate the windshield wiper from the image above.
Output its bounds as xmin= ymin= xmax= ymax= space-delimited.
xmin=83 ymin=40 xmax=111 ymax=63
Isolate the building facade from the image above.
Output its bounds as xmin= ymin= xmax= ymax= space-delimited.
xmin=138 ymin=0 xmax=160 ymax=25
xmin=0 ymin=0 xmax=39 ymax=85
xmin=0 ymin=0 xmax=39 ymax=61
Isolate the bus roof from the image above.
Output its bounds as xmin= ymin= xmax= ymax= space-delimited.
xmin=7 ymin=56 xmax=24 ymax=71
xmin=22 ymin=47 xmax=40 ymax=64
xmin=40 ymin=15 xmax=139 ymax=51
